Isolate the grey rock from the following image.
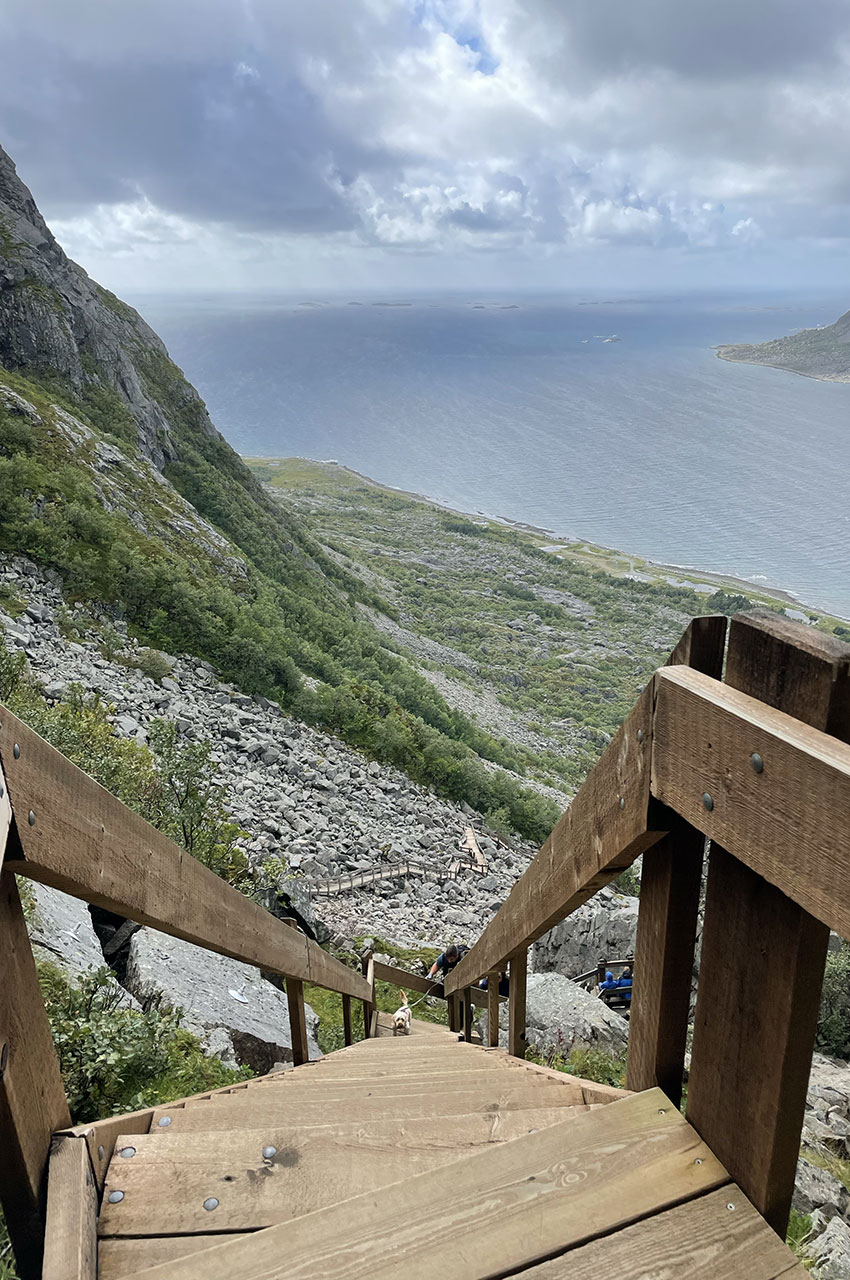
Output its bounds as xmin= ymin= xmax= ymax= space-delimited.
xmin=125 ymin=928 xmax=321 ymax=1072
xmin=811 ymin=1216 xmax=850 ymax=1279
xmin=794 ymin=1157 xmax=849 ymax=1221
xmin=481 ymin=971 xmax=629 ymax=1057
xmin=534 ymin=886 xmax=638 ymax=978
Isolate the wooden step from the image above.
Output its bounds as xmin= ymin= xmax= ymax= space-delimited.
xmin=149 ymin=1082 xmax=586 ymax=1132
xmin=195 ymin=1069 xmax=528 ymax=1099
xmin=115 ymin=1089 xmax=737 ymax=1280
xmin=99 ymin=1236 xmax=246 ymax=1280
xmin=99 ymin=1107 xmax=585 ymax=1236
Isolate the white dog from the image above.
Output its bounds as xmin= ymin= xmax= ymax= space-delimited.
xmin=392 ymin=990 xmax=412 ymax=1036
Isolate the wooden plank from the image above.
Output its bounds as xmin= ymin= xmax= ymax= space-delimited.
xmin=651 ymin=665 xmax=850 ymax=936
xmin=372 ymin=960 xmax=444 ymax=998
xmin=0 ymin=757 xmax=11 ymax=875
xmin=0 ymin=709 xmax=368 ymax=1001
xmin=625 ymin=617 xmax=726 ymax=1105
xmin=0 ymin=871 xmax=71 ymax=1280
xmin=99 ymin=1108 xmax=589 ymax=1235
xmin=99 ymin=1236 xmax=247 ymax=1280
xmin=285 ymin=977 xmax=309 ymax=1067
xmin=41 ymin=1135 xmax=97 ymax=1280
xmin=361 ymin=954 xmax=374 ymax=1037
xmin=685 ymin=611 xmax=849 ymax=1235
xmin=121 ymin=1089 xmax=729 ymax=1280
xmin=341 ymin=993 xmax=353 ymax=1047
xmin=147 ymin=1083 xmax=588 ymax=1131
xmin=462 ymin=987 xmax=473 ymax=1042
xmin=508 ymin=948 xmax=527 ymax=1059
xmin=626 ymin=808 xmax=704 ymax=1105
xmin=514 ymin=1059 xmax=628 ymax=1105
xmin=447 ymin=679 xmax=664 ymax=992
xmin=461 ymin=826 xmax=487 ymax=871
xmin=519 ymin=1185 xmax=803 ymax=1279
xmin=211 ymin=1068 xmax=532 ymax=1095
xmin=487 ymin=970 xmax=500 ymax=1047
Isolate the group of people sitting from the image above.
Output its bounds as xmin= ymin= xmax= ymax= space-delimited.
xmin=598 ymin=963 xmax=633 ymax=1005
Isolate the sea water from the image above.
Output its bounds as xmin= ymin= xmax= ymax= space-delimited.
xmin=135 ymin=290 xmax=850 ymax=618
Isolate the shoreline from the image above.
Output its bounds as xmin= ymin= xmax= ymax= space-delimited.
xmin=715 ymin=347 xmax=850 ymax=385
xmin=248 ymin=455 xmax=847 ymax=626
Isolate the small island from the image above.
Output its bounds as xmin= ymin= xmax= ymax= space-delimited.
xmin=717 ymin=308 xmax=850 ymax=382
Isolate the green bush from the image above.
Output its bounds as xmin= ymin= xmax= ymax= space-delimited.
xmin=39 ymin=964 xmax=250 ymax=1123
xmin=526 ymin=1037 xmax=627 ymax=1089
xmin=817 ymin=943 xmax=850 ymax=1059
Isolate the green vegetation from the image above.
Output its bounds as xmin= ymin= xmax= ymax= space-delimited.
xmin=525 ymin=1037 xmax=627 ymax=1089
xmin=39 ymin=963 xmax=249 ymax=1123
xmin=817 ymin=943 xmax=850 ymax=1059
xmin=0 ymin=364 xmax=561 ymax=842
xmin=785 ymin=1210 xmax=815 ymax=1269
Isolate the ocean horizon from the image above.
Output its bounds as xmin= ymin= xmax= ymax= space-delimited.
xmin=134 ymin=288 xmax=850 ymax=619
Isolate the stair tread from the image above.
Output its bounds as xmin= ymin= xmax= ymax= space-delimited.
xmin=99 ymin=1107 xmax=585 ymax=1235
xmin=112 ymin=1088 xmax=732 ymax=1280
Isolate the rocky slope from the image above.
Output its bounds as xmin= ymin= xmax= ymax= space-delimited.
xmin=717 ymin=309 xmax=850 ymax=383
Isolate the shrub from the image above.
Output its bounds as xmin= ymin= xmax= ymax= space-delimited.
xmin=526 ymin=1036 xmax=627 ymax=1089
xmin=817 ymin=943 xmax=850 ymax=1059
xmin=39 ymin=964 xmax=250 ymax=1123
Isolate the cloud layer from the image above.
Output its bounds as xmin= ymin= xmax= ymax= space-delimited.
xmin=2 ymin=0 xmax=848 ymax=288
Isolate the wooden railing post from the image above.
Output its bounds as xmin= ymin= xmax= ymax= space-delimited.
xmin=361 ymin=954 xmax=376 ymax=1038
xmin=341 ymin=994 xmax=353 ymax=1047
xmin=462 ymin=988 xmax=474 ymax=1042
xmin=627 ymin=615 xmax=727 ymax=1104
xmin=282 ymin=919 xmax=309 ymax=1066
xmin=447 ymin=992 xmax=460 ymax=1034
xmin=686 ymin=613 xmax=850 ymax=1234
xmin=508 ymin=949 xmax=527 ymax=1059
xmin=487 ymin=970 xmax=500 ymax=1048
xmin=0 ymin=870 xmax=71 ymax=1280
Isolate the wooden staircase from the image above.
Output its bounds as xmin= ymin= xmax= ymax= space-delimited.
xmin=93 ymin=1026 xmax=799 ymax=1280
xmin=4 ymin=609 xmax=848 ymax=1278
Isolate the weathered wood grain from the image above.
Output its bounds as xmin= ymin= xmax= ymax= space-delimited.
xmin=98 ymin=1236 xmax=247 ymax=1280
xmin=487 ymin=970 xmax=500 ymax=1047
xmin=651 ymin=665 xmax=850 ymax=937
xmin=41 ymin=1136 xmax=97 ymax=1280
xmin=371 ymin=960 xmax=444 ymax=999
xmin=98 ymin=1108 xmax=586 ymax=1235
xmin=119 ymin=1090 xmax=728 ymax=1280
xmin=521 ymin=1186 xmax=802 ymax=1278
xmin=447 ymin=680 xmax=665 ymax=991
xmin=147 ymin=1082 xmax=588 ymax=1131
xmin=508 ymin=948 xmax=527 ymax=1059
xmin=0 ymin=709 xmax=368 ymax=1000
xmin=626 ymin=616 xmax=726 ymax=1104
xmin=684 ymin=612 xmax=849 ymax=1234
xmin=0 ymin=871 xmax=71 ymax=1280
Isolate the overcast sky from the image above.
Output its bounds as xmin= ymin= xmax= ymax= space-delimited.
xmin=2 ymin=0 xmax=849 ymax=293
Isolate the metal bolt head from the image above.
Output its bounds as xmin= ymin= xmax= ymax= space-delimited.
xmin=702 ymin=793 xmax=714 ymax=812
xmin=619 ymin=796 xmax=625 ymax=810
xmin=157 ymin=1115 xmax=172 ymax=1127
xmin=13 ymin=743 xmax=20 ymax=759
xmin=694 ymin=1158 xmax=703 ymax=1166
xmin=119 ymin=1146 xmax=136 ymax=1159
xmin=726 ymin=1202 xmax=736 ymax=1212
xmin=262 ymin=1145 xmax=277 ymax=1160
xmin=107 ymin=1190 xmax=124 ymax=1204
xmin=28 ymin=810 xmax=35 ymax=826
xmin=203 ymin=1197 xmax=219 ymax=1212
xmin=750 ymin=752 xmax=764 ymax=774
xmin=658 ymin=1108 xmax=667 ymax=1115
xmin=98 ymin=1145 xmax=105 ymax=1161
xmin=637 ymin=728 xmax=644 ymax=744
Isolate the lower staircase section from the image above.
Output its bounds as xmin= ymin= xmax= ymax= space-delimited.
xmin=91 ymin=1026 xmax=801 ymax=1280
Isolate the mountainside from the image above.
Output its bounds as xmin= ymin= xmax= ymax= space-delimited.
xmin=0 ymin=141 xmax=563 ymax=840
xmin=717 ymin=309 xmax=850 ymax=382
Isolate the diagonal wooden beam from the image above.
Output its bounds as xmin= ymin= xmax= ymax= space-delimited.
xmin=446 ymin=677 xmax=664 ymax=993
xmin=0 ymin=706 xmax=368 ymax=1002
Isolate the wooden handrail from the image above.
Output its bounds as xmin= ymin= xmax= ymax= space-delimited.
xmin=0 ymin=706 xmax=368 ymax=1002
xmin=372 ymin=960 xmax=444 ymax=999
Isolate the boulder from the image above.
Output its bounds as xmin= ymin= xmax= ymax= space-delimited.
xmin=794 ymin=1157 xmax=849 ymax=1221
xmin=27 ymin=882 xmax=110 ymax=977
xmin=811 ymin=1216 xmax=850 ymax=1279
xmin=533 ymin=885 xmax=639 ymax=978
xmin=125 ymin=928 xmax=321 ymax=1072
xmin=480 ymin=971 xmax=629 ymax=1057
xmin=805 ymin=1055 xmax=850 ymax=1159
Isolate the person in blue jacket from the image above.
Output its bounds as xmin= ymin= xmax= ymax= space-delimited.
xmin=598 ymin=968 xmax=618 ymax=996
xmin=617 ymin=964 xmax=633 ymax=1004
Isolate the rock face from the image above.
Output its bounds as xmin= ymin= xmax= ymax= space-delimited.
xmin=0 ymin=144 xmax=219 ymax=467
xmin=480 ymin=972 xmax=629 ymax=1058
xmin=533 ymin=886 xmax=639 ymax=978
xmin=125 ymin=928 xmax=321 ymax=1072
xmin=811 ymin=1216 xmax=850 ymax=1279
xmin=26 ymin=882 xmax=108 ymax=978
xmin=804 ymin=1055 xmax=850 ymax=1158
xmin=794 ymin=1157 xmax=849 ymax=1221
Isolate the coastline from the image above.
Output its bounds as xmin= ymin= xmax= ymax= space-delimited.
xmin=715 ymin=347 xmax=850 ymax=385
xmin=247 ymin=455 xmax=847 ymax=626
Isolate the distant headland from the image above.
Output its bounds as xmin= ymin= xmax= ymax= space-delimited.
xmin=717 ymin=308 xmax=850 ymax=382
